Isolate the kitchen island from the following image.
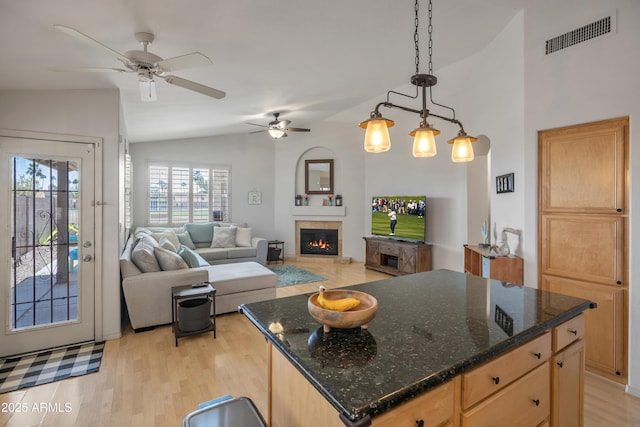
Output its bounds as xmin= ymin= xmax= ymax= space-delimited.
xmin=240 ymin=269 xmax=594 ymax=426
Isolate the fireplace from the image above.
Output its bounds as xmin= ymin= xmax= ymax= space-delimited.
xmin=295 ymin=220 xmax=343 ymax=260
xmin=300 ymin=228 xmax=339 ymax=256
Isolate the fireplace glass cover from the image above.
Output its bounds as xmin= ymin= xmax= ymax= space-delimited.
xmin=300 ymin=228 xmax=339 ymax=256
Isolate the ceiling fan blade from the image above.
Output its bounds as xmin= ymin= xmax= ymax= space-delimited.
xmin=53 ymin=25 xmax=130 ymax=64
xmin=284 ymin=127 xmax=311 ymax=132
xmin=249 ymin=129 xmax=268 ymax=134
xmin=48 ymin=66 xmax=129 ymax=73
xmin=246 ymin=122 xmax=268 ymax=128
xmin=139 ymin=80 xmax=157 ymax=102
xmin=157 ymin=52 xmax=212 ymax=72
xmin=163 ymin=75 xmax=226 ymax=99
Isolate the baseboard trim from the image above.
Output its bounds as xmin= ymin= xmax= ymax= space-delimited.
xmin=626 ymin=384 xmax=640 ymax=398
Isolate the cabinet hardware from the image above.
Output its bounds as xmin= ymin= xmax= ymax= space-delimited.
xmin=616 ymin=208 xmax=622 ymax=212
xmin=533 ymin=352 xmax=541 ymax=359
xmin=532 ymin=399 xmax=540 ymax=406
xmin=616 ymin=280 xmax=622 ymax=285
xmin=569 ymin=329 xmax=578 ymax=335
xmin=416 ymin=420 xmax=424 ymax=427
xmin=492 ymin=376 xmax=500 ymax=385
xmin=557 ymin=362 xmax=564 ymax=368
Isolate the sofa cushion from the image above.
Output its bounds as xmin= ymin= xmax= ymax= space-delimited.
xmin=178 ymin=245 xmax=210 ymax=268
xmin=235 ymin=227 xmax=252 ymax=247
xmin=154 ymin=247 xmax=189 ymax=271
xmin=227 ymin=247 xmax=258 ymax=259
xmin=176 ymin=231 xmax=196 ymax=250
xmin=151 ymin=230 xmax=180 ymax=249
xmin=195 ymin=247 xmax=229 ymax=262
xmin=185 ymin=222 xmax=218 ymax=244
xmin=131 ymin=238 xmax=161 ymax=273
xmin=158 ymin=236 xmax=178 ymax=252
xmin=211 ymin=226 xmax=237 ymax=248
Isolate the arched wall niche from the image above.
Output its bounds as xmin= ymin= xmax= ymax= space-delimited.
xmin=295 ymin=146 xmax=340 ymax=204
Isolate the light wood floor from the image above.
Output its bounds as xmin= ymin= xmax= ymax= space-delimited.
xmin=1 ymin=261 xmax=638 ymax=427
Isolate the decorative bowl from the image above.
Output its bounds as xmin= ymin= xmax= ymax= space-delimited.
xmin=307 ymin=289 xmax=378 ymax=333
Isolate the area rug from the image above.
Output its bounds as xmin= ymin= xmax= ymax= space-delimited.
xmin=0 ymin=341 xmax=104 ymax=394
xmin=270 ymin=265 xmax=327 ymax=287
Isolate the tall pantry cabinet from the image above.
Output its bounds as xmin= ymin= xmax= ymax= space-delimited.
xmin=538 ymin=117 xmax=628 ymax=384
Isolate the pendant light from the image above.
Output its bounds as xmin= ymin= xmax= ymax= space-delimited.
xmin=359 ymin=0 xmax=477 ymax=162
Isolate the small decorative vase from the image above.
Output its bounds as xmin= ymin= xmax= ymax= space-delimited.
xmin=304 ymin=198 xmax=309 ymax=206
xmin=328 ymin=199 xmax=333 ymax=206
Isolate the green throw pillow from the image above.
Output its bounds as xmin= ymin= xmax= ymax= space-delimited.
xmin=185 ymin=222 xmax=218 ymax=244
xmin=176 ymin=231 xmax=196 ymax=249
xmin=178 ymin=245 xmax=209 ymax=268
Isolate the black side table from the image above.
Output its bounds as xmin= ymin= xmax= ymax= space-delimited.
xmin=267 ymin=240 xmax=285 ymax=264
xmin=171 ymin=283 xmax=216 ymax=346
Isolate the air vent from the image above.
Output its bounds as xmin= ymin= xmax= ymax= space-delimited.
xmin=545 ymin=16 xmax=612 ymax=55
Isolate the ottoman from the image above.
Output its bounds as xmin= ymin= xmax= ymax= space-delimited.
xmin=205 ymin=261 xmax=278 ymax=314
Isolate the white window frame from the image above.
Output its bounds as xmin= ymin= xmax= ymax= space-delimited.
xmin=145 ymin=160 xmax=231 ymax=226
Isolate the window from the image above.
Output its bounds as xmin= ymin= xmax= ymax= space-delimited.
xmin=146 ymin=162 xmax=230 ymax=225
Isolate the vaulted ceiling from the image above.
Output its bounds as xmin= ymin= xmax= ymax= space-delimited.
xmin=0 ymin=0 xmax=523 ymax=142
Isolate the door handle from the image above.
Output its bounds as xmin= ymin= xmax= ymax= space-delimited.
xmin=83 ymin=255 xmax=93 ymax=262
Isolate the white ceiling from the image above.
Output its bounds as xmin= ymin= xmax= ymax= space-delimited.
xmin=0 ymin=0 xmax=523 ymax=142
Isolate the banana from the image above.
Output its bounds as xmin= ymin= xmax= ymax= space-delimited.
xmin=317 ymin=286 xmax=361 ymax=312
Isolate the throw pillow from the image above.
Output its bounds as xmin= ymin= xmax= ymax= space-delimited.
xmin=131 ymin=238 xmax=161 ymax=273
xmin=177 ymin=245 xmax=210 ymax=268
xmin=150 ymin=230 xmax=180 ymax=249
xmin=158 ymin=236 xmax=178 ymax=252
xmin=185 ymin=222 xmax=218 ymax=244
xmin=176 ymin=231 xmax=196 ymax=250
xmin=211 ymin=226 xmax=237 ymax=248
xmin=235 ymin=227 xmax=253 ymax=247
xmin=154 ymin=247 xmax=189 ymax=271
xmin=135 ymin=233 xmax=159 ymax=248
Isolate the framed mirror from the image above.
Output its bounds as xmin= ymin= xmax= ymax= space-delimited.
xmin=305 ymin=159 xmax=334 ymax=194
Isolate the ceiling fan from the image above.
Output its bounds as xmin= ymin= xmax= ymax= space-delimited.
xmin=247 ymin=113 xmax=311 ymax=139
xmin=49 ymin=25 xmax=226 ymax=102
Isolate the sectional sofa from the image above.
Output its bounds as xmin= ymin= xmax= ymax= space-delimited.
xmin=120 ymin=222 xmax=277 ymax=330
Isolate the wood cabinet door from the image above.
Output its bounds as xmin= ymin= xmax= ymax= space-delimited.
xmin=542 ymin=275 xmax=625 ymax=381
xmin=538 ymin=117 xmax=628 ymax=383
xmin=539 ymin=214 xmax=624 ymax=286
xmin=366 ymin=239 xmax=380 ymax=267
xmin=552 ymin=340 xmax=585 ymax=427
xmin=398 ymin=245 xmax=417 ymax=274
xmin=539 ymin=118 xmax=626 ymax=214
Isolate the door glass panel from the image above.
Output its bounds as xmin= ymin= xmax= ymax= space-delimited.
xmin=10 ymin=157 xmax=79 ymax=329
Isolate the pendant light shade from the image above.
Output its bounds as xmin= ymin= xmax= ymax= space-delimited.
xmin=410 ymin=124 xmax=440 ymax=158
xmin=360 ymin=116 xmax=395 ymax=153
xmin=448 ymin=131 xmax=477 ymax=163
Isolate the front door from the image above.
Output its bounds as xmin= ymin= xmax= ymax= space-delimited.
xmin=0 ymin=137 xmax=96 ymax=357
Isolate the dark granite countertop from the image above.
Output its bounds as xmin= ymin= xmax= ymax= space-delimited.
xmin=240 ymin=269 xmax=593 ymax=423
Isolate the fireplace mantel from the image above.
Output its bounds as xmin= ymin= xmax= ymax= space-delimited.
xmin=292 ymin=206 xmax=346 ymax=216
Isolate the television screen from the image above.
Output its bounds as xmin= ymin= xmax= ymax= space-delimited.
xmin=371 ymin=196 xmax=426 ymax=242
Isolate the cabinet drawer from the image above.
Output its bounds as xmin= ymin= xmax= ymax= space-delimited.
xmin=462 ymin=332 xmax=551 ymax=409
xmin=372 ymin=380 xmax=454 ymax=427
xmin=553 ymin=314 xmax=584 ymax=352
xmin=379 ymin=244 xmax=399 ymax=255
xmin=462 ymin=363 xmax=550 ymax=427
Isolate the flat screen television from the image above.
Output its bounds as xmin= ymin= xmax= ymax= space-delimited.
xmin=371 ymin=196 xmax=426 ymax=242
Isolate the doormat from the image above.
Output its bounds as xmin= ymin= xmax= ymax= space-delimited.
xmin=270 ymin=265 xmax=327 ymax=287
xmin=0 ymin=341 xmax=104 ymax=394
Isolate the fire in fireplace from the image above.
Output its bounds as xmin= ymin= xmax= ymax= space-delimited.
xmin=300 ymin=228 xmax=339 ymax=256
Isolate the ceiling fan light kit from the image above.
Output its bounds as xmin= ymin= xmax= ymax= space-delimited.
xmin=50 ymin=25 xmax=226 ymax=102
xmin=359 ymin=0 xmax=477 ymax=162
xmin=247 ymin=112 xmax=311 ymax=140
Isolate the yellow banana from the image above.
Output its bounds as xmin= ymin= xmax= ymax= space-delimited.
xmin=317 ymin=286 xmax=361 ymax=312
